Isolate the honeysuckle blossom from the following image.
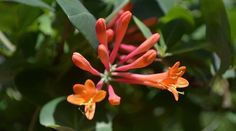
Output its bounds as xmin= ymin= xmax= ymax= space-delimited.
xmin=68 ymin=10 xmax=189 ymax=120
xmin=67 ymin=79 xmax=106 ymax=120
xmin=112 ymin=61 xmax=189 ymax=101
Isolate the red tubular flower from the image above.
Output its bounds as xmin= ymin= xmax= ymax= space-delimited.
xmin=119 ymin=33 xmax=160 ymax=64
xmin=116 ymin=49 xmax=157 ymax=71
xmin=113 ymin=62 xmax=189 ymax=101
xmin=119 ymin=43 xmax=137 ymax=53
xmin=72 ymin=52 xmax=101 ymax=76
xmin=96 ymin=18 xmax=108 ymax=48
xmin=106 ymin=29 xmax=114 ymax=43
xmin=108 ymin=85 xmax=121 ymax=106
xmin=98 ymin=44 xmax=110 ymax=71
xmin=110 ymin=11 xmax=132 ymax=63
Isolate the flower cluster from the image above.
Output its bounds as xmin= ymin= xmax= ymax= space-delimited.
xmin=67 ymin=10 xmax=189 ymax=120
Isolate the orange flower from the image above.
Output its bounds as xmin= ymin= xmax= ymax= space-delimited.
xmin=113 ymin=62 xmax=189 ymax=101
xmin=160 ymin=62 xmax=189 ymax=101
xmin=67 ymin=79 xmax=106 ymax=120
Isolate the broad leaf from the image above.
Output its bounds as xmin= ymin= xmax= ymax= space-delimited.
xmin=200 ymin=0 xmax=233 ymax=75
xmin=56 ymin=0 xmax=98 ymax=49
xmin=39 ymin=97 xmax=74 ymax=131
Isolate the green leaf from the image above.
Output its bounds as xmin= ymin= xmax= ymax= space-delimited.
xmin=132 ymin=16 xmax=168 ymax=57
xmin=39 ymin=96 xmax=99 ymax=131
xmin=132 ymin=15 xmax=152 ymax=38
xmin=200 ymin=0 xmax=233 ymax=75
xmin=39 ymin=97 xmax=74 ymax=131
xmin=155 ymin=0 xmax=175 ymax=14
xmin=4 ymin=0 xmax=53 ymax=11
xmin=56 ymin=0 xmax=98 ymax=49
xmin=159 ymin=6 xmax=194 ymax=28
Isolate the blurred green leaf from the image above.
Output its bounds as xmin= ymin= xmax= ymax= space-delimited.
xmin=96 ymin=121 xmax=112 ymax=131
xmin=160 ymin=6 xmax=194 ymax=27
xmin=0 ymin=4 xmax=42 ymax=34
xmin=5 ymin=0 xmax=53 ymax=11
xmin=159 ymin=6 xmax=195 ymax=48
xmin=200 ymin=0 xmax=233 ymax=75
xmin=155 ymin=0 xmax=174 ymax=14
xmin=0 ymin=31 xmax=16 ymax=56
xmin=56 ymin=0 xmax=98 ymax=49
xmin=39 ymin=97 xmax=74 ymax=131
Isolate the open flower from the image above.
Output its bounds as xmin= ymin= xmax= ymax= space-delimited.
xmin=113 ymin=62 xmax=189 ymax=101
xmin=67 ymin=79 xmax=106 ymax=120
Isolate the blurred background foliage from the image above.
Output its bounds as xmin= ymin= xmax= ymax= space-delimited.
xmin=0 ymin=0 xmax=236 ymax=131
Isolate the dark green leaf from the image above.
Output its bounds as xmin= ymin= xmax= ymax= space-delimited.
xmin=56 ymin=0 xmax=98 ymax=49
xmin=200 ymin=0 xmax=233 ymax=75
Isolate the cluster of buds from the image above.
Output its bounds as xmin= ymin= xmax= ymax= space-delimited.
xmin=67 ymin=11 xmax=189 ymax=120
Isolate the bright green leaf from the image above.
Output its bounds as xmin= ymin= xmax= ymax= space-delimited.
xmin=56 ymin=0 xmax=98 ymax=49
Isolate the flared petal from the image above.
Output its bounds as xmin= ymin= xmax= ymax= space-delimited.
xmin=73 ymin=84 xmax=85 ymax=94
xmin=168 ymin=87 xmax=179 ymax=101
xmin=176 ymin=77 xmax=189 ymax=88
xmin=94 ymin=90 xmax=107 ymax=102
xmin=67 ymin=94 xmax=86 ymax=105
xmin=84 ymin=103 xmax=96 ymax=120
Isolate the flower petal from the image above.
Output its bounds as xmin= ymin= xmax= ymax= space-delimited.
xmin=67 ymin=94 xmax=85 ymax=105
xmin=176 ymin=77 xmax=189 ymax=88
xmin=168 ymin=87 xmax=179 ymax=101
xmin=84 ymin=103 xmax=96 ymax=120
xmin=94 ymin=90 xmax=107 ymax=102
xmin=73 ymin=84 xmax=85 ymax=94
